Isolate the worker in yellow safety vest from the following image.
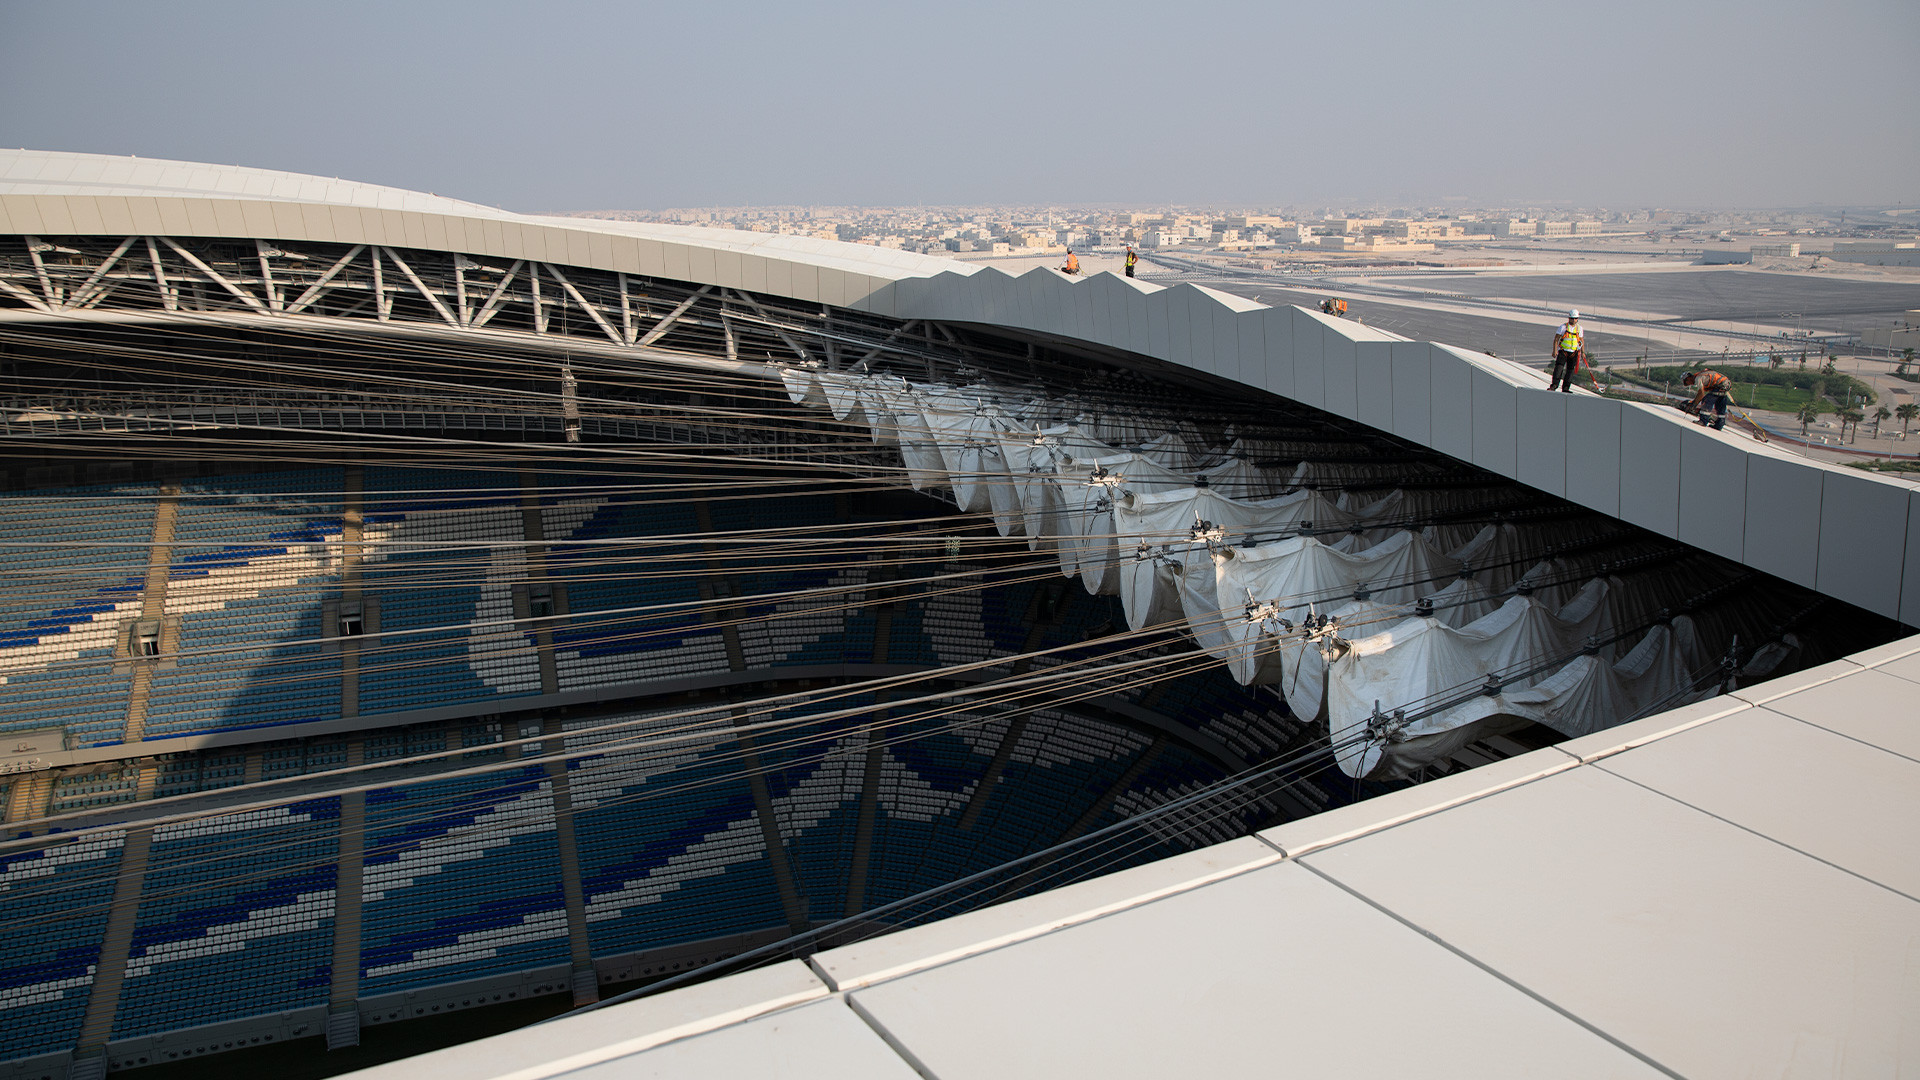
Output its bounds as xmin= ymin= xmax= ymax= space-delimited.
xmin=1682 ymin=369 xmax=1734 ymax=430
xmin=1124 ymin=246 xmax=1138 ymax=278
xmin=1548 ymin=309 xmax=1585 ymax=393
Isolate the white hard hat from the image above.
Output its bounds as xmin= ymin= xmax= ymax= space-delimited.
xmin=1568 ymin=308 xmax=1580 ymax=319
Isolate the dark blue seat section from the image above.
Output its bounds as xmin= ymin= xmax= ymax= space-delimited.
xmin=358 ymin=769 xmax=568 ymax=995
xmin=111 ymin=799 xmax=341 ymax=1039
xmin=0 ymin=833 xmax=124 ymax=1058
xmin=567 ymin=705 xmax=790 ymax=957
xmin=148 ymin=470 xmax=345 ymax=739
xmin=0 ymin=482 xmax=156 ymax=746
xmin=538 ymin=476 xmax=731 ymax=691
xmin=359 ymin=468 xmax=538 ymax=715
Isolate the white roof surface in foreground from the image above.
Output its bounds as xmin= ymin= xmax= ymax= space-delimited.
xmin=346 ymin=634 xmax=1920 ymax=1080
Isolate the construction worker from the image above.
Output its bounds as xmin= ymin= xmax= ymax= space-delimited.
xmin=1682 ymin=369 xmax=1734 ymax=430
xmin=1124 ymin=246 xmax=1138 ymax=278
xmin=1548 ymin=309 xmax=1584 ymax=393
xmin=1062 ymin=249 xmax=1080 ymax=276
xmin=1320 ymin=298 xmax=1348 ymax=318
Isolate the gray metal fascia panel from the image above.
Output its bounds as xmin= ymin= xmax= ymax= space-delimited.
xmin=608 ymin=238 xmax=641 ymax=276
xmin=812 ymin=265 xmax=844 ymax=307
xmin=1388 ymin=341 xmax=1432 ymax=444
xmin=1741 ymin=451 xmax=1821 ymax=587
xmin=1321 ymin=326 xmax=1360 ymax=420
xmin=33 ymin=194 xmax=75 ymax=234
xmin=632 ymin=238 xmax=667 ymax=279
xmin=865 ymin=278 xmax=897 ymax=319
xmin=1289 ymin=309 xmax=1326 ymax=410
xmin=1084 ymin=276 xmax=1120 ymax=349
xmin=1617 ymin=406 xmax=1683 ymax=536
xmin=1258 ymin=306 xmax=1295 ymax=400
xmin=853 ymin=273 xmax=882 ymax=313
xmin=711 ymin=249 xmax=744 ymax=290
xmin=2 ymin=196 xmax=44 ymax=234
xmin=1183 ymin=289 xmax=1214 ymax=374
xmin=1815 ymin=470 xmax=1909 ymax=619
xmin=1675 ymin=431 xmax=1749 ymax=562
xmin=587 ymin=231 xmax=615 ymax=270
xmin=787 ymin=260 xmax=818 ymax=306
xmin=298 ymin=202 xmax=334 ymax=243
xmin=737 ymin=255 xmax=767 ymax=299
xmin=1903 ymin=494 xmax=1920 ymax=627
xmin=1353 ymin=342 xmax=1392 ymax=431
xmin=563 ymin=230 xmax=593 ymax=271
xmin=1469 ymin=368 xmax=1519 ymax=477
xmin=94 ymin=196 xmax=136 ymax=235
xmin=181 ymin=198 xmax=219 ymax=235
xmin=986 ymin=270 xmax=1013 ymax=326
xmin=1124 ymin=284 xmax=1150 ymax=355
xmin=480 ymin=218 xmax=508 ymax=260
xmin=1427 ymin=348 xmax=1473 ymax=462
xmin=1213 ymin=303 xmax=1242 ymax=384
xmin=763 ymin=255 xmax=793 ymax=300
xmin=1234 ymin=307 xmax=1265 ymax=390
xmin=1513 ymin=388 xmax=1568 ymax=497
xmin=1563 ymin=394 xmax=1623 ymax=518
xmin=156 ymin=198 xmax=194 ymax=235
xmin=399 ymin=212 xmax=430 ymax=250
xmin=440 ymin=216 xmax=471 ymax=254
xmin=125 ymin=198 xmax=163 ymax=236
xmin=661 ymin=241 xmax=691 ymax=285
xmin=65 ymin=196 xmax=106 ymax=235
xmin=327 ymin=205 xmax=362 ymax=245
xmin=1075 ymin=277 xmax=1097 ymax=343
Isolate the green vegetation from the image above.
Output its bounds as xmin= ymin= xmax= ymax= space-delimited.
xmin=1614 ymin=364 xmax=1876 ymax=415
xmin=1850 ymin=459 xmax=1920 ymax=474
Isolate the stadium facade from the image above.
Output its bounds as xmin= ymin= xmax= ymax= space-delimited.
xmin=0 ymin=151 xmax=1915 ymax=1079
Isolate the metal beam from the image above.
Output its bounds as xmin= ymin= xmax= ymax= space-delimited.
xmin=255 ymin=239 xmax=284 ymax=312
xmin=636 ymin=285 xmax=713 ymax=347
xmin=539 ymin=263 xmax=623 ymax=346
xmin=376 ymin=247 xmax=460 ymax=328
xmin=454 ymin=260 xmax=471 ymax=328
xmin=160 ymin=237 xmax=270 ymax=313
xmin=0 ymin=276 xmax=53 ymax=313
xmin=286 ymin=245 xmax=368 ymax=315
xmin=470 ymin=260 xmax=524 ymax=329
xmin=145 ymin=237 xmax=176 ymax=311
xmin=619 ymin=273 xmax=635 ymax=345
xmin=24 ymin=236 xmax=58 ymax=306
xmin=725 ymin=289 xmax=812 ymax=363
xmin=64 ymin=237 xmax=137 ymax=310
xmin=530 ymin=262 xmax=547 ymax=333
xmin=371 ymin=245 xmax=389 ymax=320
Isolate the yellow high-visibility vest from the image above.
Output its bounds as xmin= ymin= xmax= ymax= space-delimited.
xmin=1558 ymin=324 xmax=1583 ymax=352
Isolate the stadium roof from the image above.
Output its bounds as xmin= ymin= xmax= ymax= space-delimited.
xmin=0 ymin=149 xmax=969 ymax=283
xmin=4 ymin=150 xmax=1918 ymax=1078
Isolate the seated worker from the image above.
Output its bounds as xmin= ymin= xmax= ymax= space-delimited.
xmin=1062 ymin=250 xmax=1080 ymax=275
xmin=1682 ymin=369 xmax=1734 ymax=430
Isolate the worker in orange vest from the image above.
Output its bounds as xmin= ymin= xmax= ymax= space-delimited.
xmin=1683 ymin=370 xmax=1734 ymax=430
xmin=1062 ymin=250 xmax=1080 ymax=275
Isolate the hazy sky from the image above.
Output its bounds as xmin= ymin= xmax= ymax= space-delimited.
xmin=2 ymin=0 xmax=1915 ymax=212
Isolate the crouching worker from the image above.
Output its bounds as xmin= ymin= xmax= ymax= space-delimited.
xmin=1682 ymin=369 xmax=1733 ymax=430
xmin=1062 ymin=249 xmax=1080 ymax=275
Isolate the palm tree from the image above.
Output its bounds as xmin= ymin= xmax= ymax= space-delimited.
xmin=1842 ymin=408 xmax=1866 ymax=444
xmin=1874 ymin=406 xmax=1892 ymax=438
xmin=1798 ymin=402 xmax=1821 ymax=436
xmin=1824 ymin=354 xmax=1839 ymax=376
xmin=1898 ymin=402 xmax=1918 ymax=434
xmin=1902 ymin=347 xmax=1917 ymax=378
